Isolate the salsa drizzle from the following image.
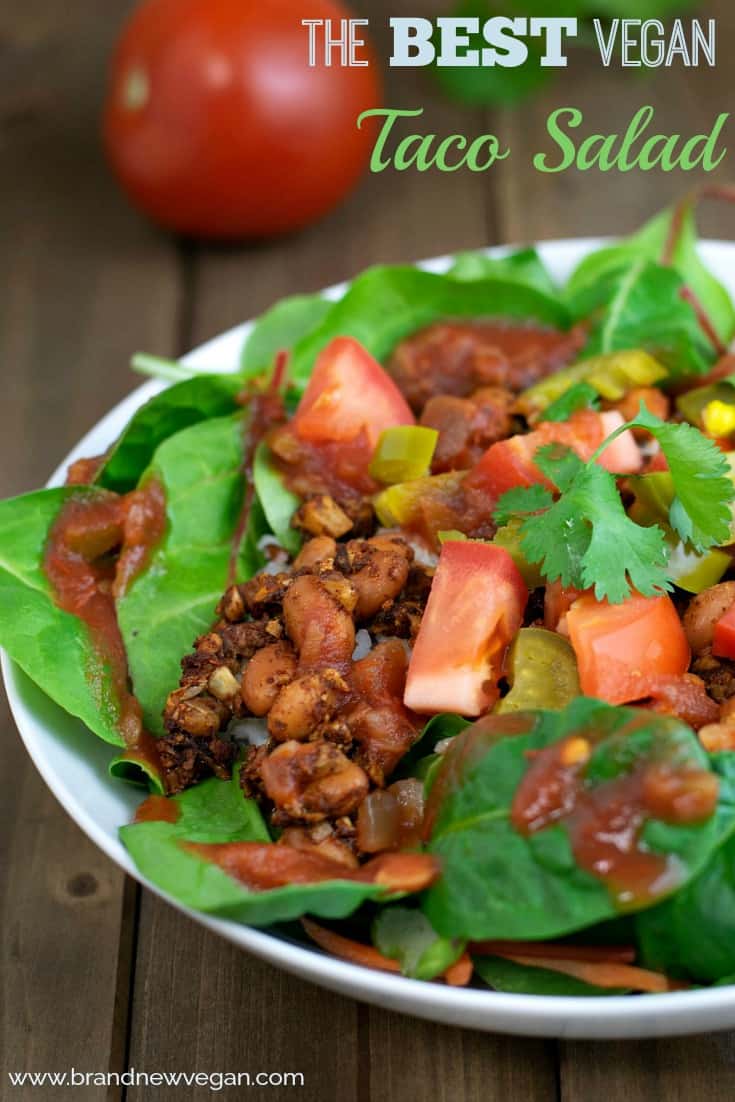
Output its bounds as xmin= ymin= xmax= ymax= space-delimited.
xmin=511 ymin=723 xmax=718 ymax=906
xmin=43 ymin=480 xmax=167 ymax=775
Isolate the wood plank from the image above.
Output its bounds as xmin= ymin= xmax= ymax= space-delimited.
xmin=560 ymin=1033 xmax=735 ymax=1102
xmin=366 ymin=1009 xmax=556 ymax=1102
xmin=0 ymin=2 xmax=182 ymax=1096
xmin=129 ymin=901 xmax=361 ymax=1102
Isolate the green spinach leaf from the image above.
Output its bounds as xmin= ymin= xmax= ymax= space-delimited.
xmin=253 ymin=442 xmax=302 ymax=556
xmin=449 ymin=247 xmax=557 ymax=298
xmin=97 ymin=374 xmax=243 ymax=494
xmin=566 ymin=205 xmax=735 ymax=348
xmin=121 ymin=775 xmax=398 ymax=926
xmin=372 ymin=906 xmax=465 ymax=980
xmin=0 ymin=488 xmax=124 ymax=746
xmin=241 ymin=293 xmax=333 ymax=379
xmin=289 ymin=266 xmax=570 ymax=390
xmin=394 ymin=713 xmax=471 ymax=781
xmin=473 ymin=955 xmax=627 ymax=996
xmin=584 ymin=261 xmax=714 ymax=378
xmin=635 ymin=752 xmax=735 ymax=983
xmin=422 ymin=699 xmax=721 ymax=941
xmin=117 ymin=414 xmax=266 ymax=733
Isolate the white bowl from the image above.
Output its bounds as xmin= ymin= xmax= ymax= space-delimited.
xmin=5 ymin=238 xmax=735 ymax=1040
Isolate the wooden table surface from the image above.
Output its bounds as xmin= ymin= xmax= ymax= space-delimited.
xmin=3 ymin=1 xmax=735 ymax=1098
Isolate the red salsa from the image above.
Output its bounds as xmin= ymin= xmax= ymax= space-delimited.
xmin=43 ymin=481 xmax=167 ymax=771
xmin=134 ymin=794 xmax=180 ymax=824
xmin=511 ymin=729 xmax=719 ymax=906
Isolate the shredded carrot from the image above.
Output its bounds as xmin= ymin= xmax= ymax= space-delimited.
xmin=470 ymin=941 xmax=636 ymax=964
xmin=495 ymin=953 xmax=687 ymax=993
xmin=301 ymin=919 xmax=400 ymax=973
xmin=443 ymin=952 xmax=473 ymax=987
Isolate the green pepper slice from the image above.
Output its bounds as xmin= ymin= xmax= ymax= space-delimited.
xmin=494 ymin=627 xmax=580 ymax=714
xmin=666 ymin=538 xmax=731 ymax=594
xmin=369 ymin=426 xmax=438 ymax=484
xmin=492 ymin=520 xmax=545 ymax=589
xmin=518 ymin=350 xmax=667 ymax=418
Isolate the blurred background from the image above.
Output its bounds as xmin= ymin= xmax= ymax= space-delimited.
xmin=2 ymin=2 xmax=735 ymax=1096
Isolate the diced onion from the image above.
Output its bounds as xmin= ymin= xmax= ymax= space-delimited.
xmin=356 ymin=790 xmax=400 ymax=853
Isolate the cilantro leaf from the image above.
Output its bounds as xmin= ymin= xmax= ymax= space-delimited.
xmin=489 ymin=407 xmax=734 ymax=604
xmin=493 ymin=484 xmax=552 ymax=528
xmin=519 ymin=456 xmax=670 ymax=603
xmin=624 ymin=406 xmax=734 ymax=552
xmin=534 ymin=444 xmax=586 ymax=494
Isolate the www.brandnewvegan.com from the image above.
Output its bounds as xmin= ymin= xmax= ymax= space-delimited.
xmin=7 ymin=1069 xmax=305 ymax=1091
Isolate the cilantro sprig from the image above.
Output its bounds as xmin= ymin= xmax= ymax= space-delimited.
xmin=493 ymin=406 xmax=735 ymax=604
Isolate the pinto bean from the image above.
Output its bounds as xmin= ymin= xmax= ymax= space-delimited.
xmin=261 ymin=740 xmax=369 ymax=822
xmin=283 ymin=574 xmax=355 ymax=672
xmin=683 ymin=582 xmax=735 ymax=655
xmin=278 ymin=826 xmax=358 ymax=869
xmin=348 ymin=538 xmax=412 ymax=620
xmin=293 ymin=536 xmax=337 ymax=571
xmin=164 ymin=688 xmax=229 ymax=738
xmin=267 ymin=669 xmax=349 ymax=741
xmin=241 ymin=642 xmax=297 ymax=716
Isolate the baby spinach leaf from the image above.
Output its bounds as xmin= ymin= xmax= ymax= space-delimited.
xmin=120 ymin=776 xmax=393 ymax=926
xmin=372 ymin=906 xmax=465 ymax=980
xmin=117 ymin=414 xmax=266 ymax=734
xmin=141 ymin=768 xmax=270 ymax=843
xmin=473 ymin=955 xmax=627 ymax=997
xmin=394 ymin=713 xmax=471 ymax=781
xmin=97 ymin=374 xmax=243 ymax=494
xmin=635 ymin=752 xmax=735 ymax=983
xmin=422 ymin=700 xmax=721 ymax=941
xmin=253 ymin=442 xmax=302 ymax=556
xmin=241 ymin=293 xmax=333 ymax=380
xmin=566 ymin=205 xmax=735 ymax=347
xmin=584 ymin=261 xmax=714 ymax=378
xmin=0 ymin=487 xmax=124 ymax=747
xmin=289 ymin=266 xmax=570 ymax=390
xmin=449 ymin=247 xmax=557 ymax=298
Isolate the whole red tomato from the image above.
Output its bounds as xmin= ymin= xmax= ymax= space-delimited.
xmin=103 ymin=0 xmax=382 ymax=239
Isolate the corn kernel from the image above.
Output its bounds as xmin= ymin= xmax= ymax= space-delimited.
xmin=560 ymin=737 xmax=591 ymax=767
xmin=703 ymin=400 xmax=735 ymax=438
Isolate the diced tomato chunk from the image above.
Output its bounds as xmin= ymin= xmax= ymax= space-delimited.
xmin=544 ymin=579 xmax=585 ymax=636
xmin=465 ymin=409 xmax=641 ymax=504
xmin=292 ymin=337 xmax=414 ymax=446
xmin=713 ymin=600 xmax=735 ymax=661
xmin=404 ymin=541 xmax=528 ymax=716
xmin=566 ymin=592 xmax=690 ymax=706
